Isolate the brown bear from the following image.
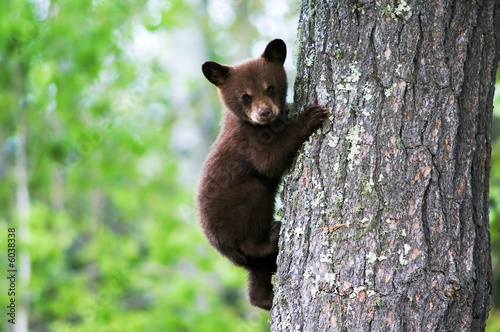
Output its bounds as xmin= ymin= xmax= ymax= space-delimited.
xmin=197 ymin=39 xmax=327 ymax=310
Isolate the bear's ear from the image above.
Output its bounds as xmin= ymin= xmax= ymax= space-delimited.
xmin=202 ymin=61 xmax=230 ymax=86
xmin=262 ymin=39 xmax=286 ymax=65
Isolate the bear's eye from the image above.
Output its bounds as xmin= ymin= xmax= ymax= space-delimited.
xmin=266 ymin=86 xmax=275 ymax=95
xmin=242 ymin=94 xmax=252 ymax=103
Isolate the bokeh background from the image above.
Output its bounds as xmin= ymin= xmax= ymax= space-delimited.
xmin=0 ymin=0 xmax=499 ymax=331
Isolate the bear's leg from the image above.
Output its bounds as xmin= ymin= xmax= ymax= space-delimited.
xmin=247 ymin=260 xmax=276 ymax=310
xmin=240 ymin=221 xmax=281 ymax=258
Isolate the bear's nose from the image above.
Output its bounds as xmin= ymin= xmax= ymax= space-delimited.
xmin=259 ymin=108 xmax=272 ymax=119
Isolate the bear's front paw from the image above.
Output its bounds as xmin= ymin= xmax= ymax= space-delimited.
xmin=301 ymin=104 xmax=328 ymax=133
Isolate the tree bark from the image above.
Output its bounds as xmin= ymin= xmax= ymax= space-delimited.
xmin=272 ymin=0 xmax=500 ymax=331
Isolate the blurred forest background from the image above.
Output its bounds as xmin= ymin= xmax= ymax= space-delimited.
xmin=0 ymin=0 xmax=499 ymax=331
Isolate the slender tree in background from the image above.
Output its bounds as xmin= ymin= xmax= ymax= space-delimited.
xmin=272 ymin=0 xmax=500 ymax=331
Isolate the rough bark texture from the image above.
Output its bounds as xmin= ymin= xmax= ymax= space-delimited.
xmin=271 ymin=0 xmax=500 ymax=331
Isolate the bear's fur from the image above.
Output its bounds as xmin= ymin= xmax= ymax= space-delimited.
xmin=197 ymin=39 xmax=327 ymax=310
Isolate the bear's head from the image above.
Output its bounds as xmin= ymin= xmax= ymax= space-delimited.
xmin=202 ymin=39 xmax=288 ymax=126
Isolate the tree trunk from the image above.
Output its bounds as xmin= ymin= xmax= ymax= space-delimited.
xmin=272 ymin=1 xmax=500 ymax=331
xmin=11 ymin=62 xmax=30 ymax=332
xmin=14 ymin=124 xmax=30 ymax=332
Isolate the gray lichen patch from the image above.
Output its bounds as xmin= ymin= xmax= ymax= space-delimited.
xmin=345 ymin=124 xmax=365 ymax=170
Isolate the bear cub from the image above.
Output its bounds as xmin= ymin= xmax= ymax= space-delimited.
xmin=197 ymin=39 xmax=327 ymax=310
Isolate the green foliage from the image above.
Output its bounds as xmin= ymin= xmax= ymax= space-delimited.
xmin=487 ymin=68 xmax=500 ymax=330
xmin=0 ymin=0 xmax=296 ymax=330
